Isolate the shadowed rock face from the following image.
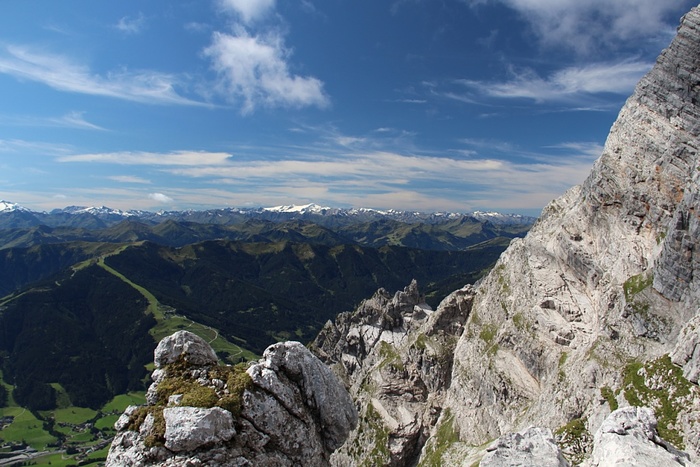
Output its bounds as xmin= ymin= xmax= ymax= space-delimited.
xmin=106 ymin=331 xmax=357 ymax=467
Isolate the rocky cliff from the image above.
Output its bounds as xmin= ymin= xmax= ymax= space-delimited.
xmin=106 ymin=331 xmax=356 ymax=466
xmin=311 ymin=4 xmax=700 ymax=466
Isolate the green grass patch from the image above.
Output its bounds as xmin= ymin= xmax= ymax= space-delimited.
xmin=377 ymin=341 xmax=405 ymax=372
xmin=53 ymin=407 xmax=97 ymax=425
xmin=0 ymin=407 xmax=57 ymax=450
xmin=600 ymin=386 xmax=618 ymax=411
xmin=479 ymin=323 xmax=497 ymax=343
xmin=24 ymin=452 xmax=76 ymax=466
xmin=419 ymin=408 xmax=460 ymax=467
xmin=359 ymin=403 xmax=391 ymax=467
xmin=623 ymin=273 xmax=653 ymax=302
xmin=49 ymin=383 xmax=72 ymax=409
xmin=512 ymin=312 xmax=526 ymax=330
xmin=101 ymin=392 xmax=146 ymax=414
xmin=479 ymin=323 xmax=499 ymax=356
xmin=555 ymin=417 xmax=590 ymax=465
xmin=98 ymin=258 xmax=160 ymax=318
xmin=94 ymin=414 xmax=119 ymax=431
xmin=622 ymin=355 xmax=698 ymax=449
xmin=128 ymin=359 xmax=253 ymax=447
xmin=99 ymin=258 xmax=258 ymax=363
xmin=0 ymin=369 xmax=15 ymax=407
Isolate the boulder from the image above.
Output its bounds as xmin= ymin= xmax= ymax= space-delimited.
xmin=588 ymin=407 xmax=691 ymax=466
xmin=154 ymin=330 xmax=218 ymax=368
xmin=480 ymin=426 xmax=569 ymax=467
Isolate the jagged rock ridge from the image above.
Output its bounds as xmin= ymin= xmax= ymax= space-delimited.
xmin=311 ymin=4 xmax=700 ymax=466
xmin=106 ymin=331 xmax=357 ymax=466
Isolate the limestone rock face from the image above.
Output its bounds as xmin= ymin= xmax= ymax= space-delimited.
xmin=588 ymin=407 xmax=691 ymax=466
xmin=163 ymin=406 xmax=235 ymax=452
xmin=434 ymin=5 xmax=700 ymax=463
xmin=310 ymin=280 xmax=476 ymax=466
xmin=480 ymin=426 xmax=569 ymax=467
xmin=106 ymin=330 xmax=356 ymax=466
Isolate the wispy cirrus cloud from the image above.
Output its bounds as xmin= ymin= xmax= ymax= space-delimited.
xmin=0 ymin=44 xmax=205 ymax=106
xmin=449 ymin=60 xmax=651 ymax=106
xmin=57 ymin=150 xmax=232 ymax=165
xmin=464 ymin=0 xmax=690 ymax=54
xmin=45 ymin=130 xmax=602 ymax=213
xmin=0 ymin=111 xmax=105 ymax=131
xmin=51 ymin=111 xmax=106 ymax=130
xmin=108 ymin=175 xmax=151 ymax=184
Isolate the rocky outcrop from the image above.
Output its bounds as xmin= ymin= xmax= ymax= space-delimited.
xmin=588 ymin=407 xmax=691 ymax=466
xmin=107 ymin=331 xmax=357 ymax=466
xmin=311 ymin=280 xmax=475 ymax=466
xmin=480 ymin=426 xmax=569 ymax=467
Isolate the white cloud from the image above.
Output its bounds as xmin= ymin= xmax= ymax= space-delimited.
xmin=454 ymin=60 xmax=652 ymax=104
xmin=0 ymin=45 xmax=205 ymax=106
xmin=465 ymin=0 xmax=688 ymax=53
xmin=155 ymin=139 xmax=599 ymax=213
xmin=203 ymin=30 xmax=329 ymax=113
xmin=0 ymin=111 xmax=105 ymax=130
xmin=219 ymin=0 xmax=276 ymax=24
xmin=116 ymin=13 xmax=146 ymax=35
xmin=108 ymin=175 xmax=151 ymax=184
xmin=57 ymin=150 xmax=232 ymax=165
xmin=51 ymin=111 xmax=106 ymax=131
xmin=0 ymin=138 xmax=73 ymax=155
xmin=149 ymin=192 xmax=174 ymax=203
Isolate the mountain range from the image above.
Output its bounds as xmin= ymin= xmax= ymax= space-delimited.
xmin=0 ymin=200 xmax=529 ymax=417
xmin=0 ymin=201 xmax=534 ymax=230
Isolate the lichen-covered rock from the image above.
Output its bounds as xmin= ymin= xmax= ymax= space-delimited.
xmin=588 ymin=407 xmax=692 ymax=466
xmin=480 ymin=426 xmax=569 ymax=467
xmin=106 ymin=330 xmax=356 ymax=466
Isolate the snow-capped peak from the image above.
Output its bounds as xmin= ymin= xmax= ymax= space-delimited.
xmin=0 ymin=200 xmax=31 ymax=213
xmin=263 ymin=203 xmax=330 ymax=214
xmin=61 ymin=205 xmax=135 ymax=217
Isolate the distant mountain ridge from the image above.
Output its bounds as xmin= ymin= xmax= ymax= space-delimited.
xmin=0 ymin=200 xmax=535 ymax=229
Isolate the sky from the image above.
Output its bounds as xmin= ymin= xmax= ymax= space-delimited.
xmin=0 ymin=0 xmax=695 ymax=216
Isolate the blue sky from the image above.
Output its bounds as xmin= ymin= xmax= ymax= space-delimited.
xmin=0 ymin=0 xmax=694 ymax=215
